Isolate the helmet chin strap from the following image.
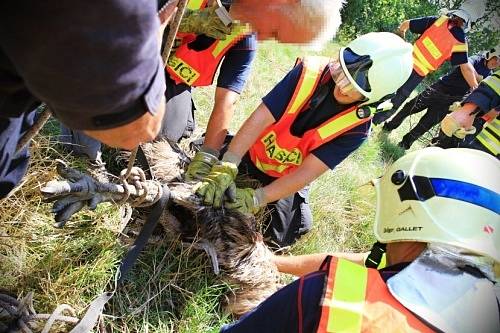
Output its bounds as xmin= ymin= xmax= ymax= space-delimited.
xmin=386 ymin=245 xmax=499 ymax=333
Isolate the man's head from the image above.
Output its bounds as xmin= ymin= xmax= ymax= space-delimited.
xmin=372 ymin=147 xmax=500 ymax=263
xmin=485 ymin=47 xmax=500 ymax=69
xmin=229 ymin=0 xmax=345 ymax=45
xmin=447 ymin=8 xmax=472 ymax=32
xmin=330 ymin=32 xmax=413 ymax=106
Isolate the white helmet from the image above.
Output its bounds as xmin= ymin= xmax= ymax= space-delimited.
xmin=336 ymin=32 xmax=413 ymax=105
xmin=373 ymin=147 xmax=500 ymax=262
xmin=486 ymin=47 xmax=499 ymax=61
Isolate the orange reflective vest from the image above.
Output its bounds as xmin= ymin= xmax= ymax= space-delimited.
xmin=316 ymin=257 xmax=434 ymax=333
xmin=248 ymin=56 xmax=371 ymax=178
xmin=412 ymin=16 xmax=468 ymax=77
xmin=165 ymin=0 xmax=251 ymax=86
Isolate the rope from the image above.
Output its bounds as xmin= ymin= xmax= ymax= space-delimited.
xmin=116 ymin=0 xmax=188 ymax=208
xmin=0 ymin=292 xmax=80 ymax=332
xmin=161 ymin=0 xmax=189 ymax=63
xmin=16 ymin=105 xmax=51 ymax=153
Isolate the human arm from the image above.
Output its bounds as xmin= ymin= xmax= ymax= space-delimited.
xmin=203 ymin=88 xmax=241 ymax=151
xmin=224 ymin=102 xmax=276 ymax=160
xmin=204 ymin=34 xmax=257 ymax=151
xmin=397 ymin=20 xmax=410 ymax=38
xmin=273 ymin=252 xmax=366 ymax=276
xmin=460 ymin=61 xmax=479 ymax=90
xmin=408 ymin=16 xmax=438 ymax=34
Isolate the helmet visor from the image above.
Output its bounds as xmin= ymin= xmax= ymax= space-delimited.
xmin=330 ymin=48 xmax=372 ymax=97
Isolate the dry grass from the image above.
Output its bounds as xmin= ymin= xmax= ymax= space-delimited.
xmin=1 ymin=41 xmax=423 ymax=332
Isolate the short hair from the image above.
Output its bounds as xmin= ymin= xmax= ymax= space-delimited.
xmin=297 ymin=0 xmax=345 ymax=48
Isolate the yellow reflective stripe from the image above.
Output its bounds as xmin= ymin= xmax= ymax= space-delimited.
xmin=489 ymin=119 xmax=500 ymax=134
xmin=378 ymin=254 xmax=387 ymax=270
xmin=211 ymin=24 xmax=251 ymax=57
xmin=413 ymin=45 xmax=435 ymax=72
xmin=187 ymin=0 xmax=205 ymax=10
xmin=477 ymin=130 xmax=500 ymax=155
xmin=421 ymin=37 xmax=442 ymax=60
xmin=483 ymin=74 xmax=500 ymax=95
xmin=452 ymin=43 xmax=468 ymax=53
xmin=254 ymin=157 xmax=289 ymax=174
xmin=166 ymin=55 xmax=201 ymax=85
xmin=327 ymin=259 xmax=368 ymax=333
xmin=434 ymin=16 xmax=448 ymax=27
xmin=317 ymin=109 xmax=360 ymax=140
xmin=287 ymin=57 xmax=325 ymax=114
xmin=413 ymin=58 xmax=430 ymax=76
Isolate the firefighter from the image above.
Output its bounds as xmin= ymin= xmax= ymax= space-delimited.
xmin=436 ymin=68 xmax=500 ymax=157
xmin=221 ymin=147 xmax=500 ymax=333
xmin=59 ymin=0 xmax=257 ymax=171
xmin=381 ymin=48 xmax=499 ymax=150
xmin=194 ymin=32 xmax=414 ymax=247
xmin=372 ymin=8 xmax=478 ymax=125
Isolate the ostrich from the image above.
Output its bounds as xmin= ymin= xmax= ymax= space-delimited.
xmin=41 ymin=140 xmax=280 ymax=317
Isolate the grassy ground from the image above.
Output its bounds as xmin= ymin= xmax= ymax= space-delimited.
xmin=0 ymin=41 xmax=426 ymax=332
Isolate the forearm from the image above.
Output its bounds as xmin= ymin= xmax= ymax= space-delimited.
xmin=460 ymin=63 xmax=479 ymax=89
xmin=260 ymin=154 xmax=328 ymax=204
xmin=203 ymin=88 xmax=240 ymax=152
xmin=273 ymin=252 xmax=367 ymax=276
xmin=84 ymin=97 xmax=166 ymax=150
xmin=399 ymin=20 xmax=410 ymax=33
xmin=225 ymin=102 xmax=275 ymax=160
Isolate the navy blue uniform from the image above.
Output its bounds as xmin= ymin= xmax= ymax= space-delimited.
xmin=383 ymin=54 xmax=492 ymax=149
xmin=221 ymin=257 xmax=407 ymax=333
xmin=239 ymin=63 xmax=369 ymax=247
xmin=373 ymin=16 xmax=469 ymax=125
xmin=158 ymin=33 xmax=257 ymax=142
xmin=0 ymin=0 xmax=165 ymax=198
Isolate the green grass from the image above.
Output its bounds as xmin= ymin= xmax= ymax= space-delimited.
xmin=0 ymin=41 xmax=427 ymax=332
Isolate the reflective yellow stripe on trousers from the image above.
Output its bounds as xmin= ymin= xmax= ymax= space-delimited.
xmin=327 ymin=259 xmax=368 ymax=332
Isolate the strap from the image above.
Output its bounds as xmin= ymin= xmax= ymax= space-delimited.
xmin=69 ymin=292 xmax=113 ymax=333
xmin=118 ymin=184 xmax=171 ymax=283
xmin=364 ymin=242 xmax=387 ymax=269
xmin=68 ymin=184 xmax=171 ymax=332
xmin=136 ymin=144 xmax=155 ymax=179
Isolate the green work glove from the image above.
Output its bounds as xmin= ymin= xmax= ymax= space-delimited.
xmin=224 ymin=187 xmax=265 ymax=215
xmin=196 ymin=161 xmax=239 ymax=208
xmin=178 ymin=6 xmax=232 ymax=40
xmin=185 ymin=147 xmax=219 ymax=181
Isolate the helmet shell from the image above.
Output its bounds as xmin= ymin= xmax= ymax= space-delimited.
xmin=373 ymin=147 xmax=500 ymax=262
xmin=339 ymin=32 xmax=413 ymax=105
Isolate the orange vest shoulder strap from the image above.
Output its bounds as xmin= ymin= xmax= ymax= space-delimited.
xmin=187 ymin=0 xmax=208 ymax=10
xmin=285 ymin=56 xmax=331 ymax=115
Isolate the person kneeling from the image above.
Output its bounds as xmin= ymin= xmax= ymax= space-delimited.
xmin=221 ymin=147 xmax=500 ymax=333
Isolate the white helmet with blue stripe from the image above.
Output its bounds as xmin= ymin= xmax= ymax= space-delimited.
xmin=373 ymin=147 xmax=500 ymax=262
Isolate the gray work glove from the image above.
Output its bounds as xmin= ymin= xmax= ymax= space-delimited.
xmin=41 ymin=161 xmax=121 ymax=227
xmin=185 ymin=146 xmax=219 ymax=181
